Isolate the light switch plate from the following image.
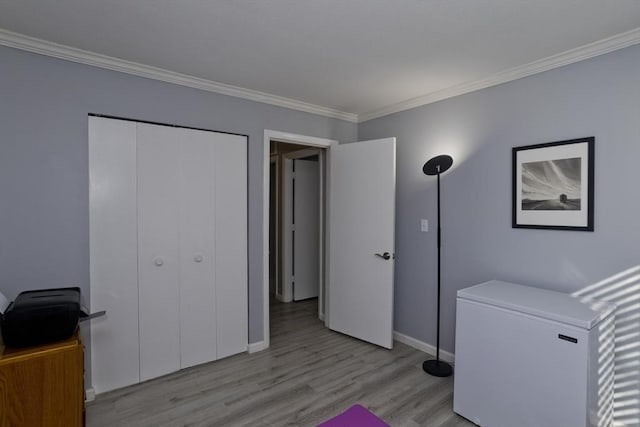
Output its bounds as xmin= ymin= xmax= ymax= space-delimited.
xmin=421 ymin=219 xmax=429 ymax=232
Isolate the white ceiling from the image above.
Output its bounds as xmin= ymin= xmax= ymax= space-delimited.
xmin=1 ymin=0 xmax=639 ymax=120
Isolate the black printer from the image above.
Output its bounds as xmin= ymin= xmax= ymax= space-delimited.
xmin=0 ymin=287 xmax=102 ymax=348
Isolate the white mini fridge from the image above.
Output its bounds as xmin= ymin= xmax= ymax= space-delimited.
xmin=453 ymin=280 xmax=615 ymax=427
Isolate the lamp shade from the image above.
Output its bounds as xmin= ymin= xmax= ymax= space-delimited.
xmin=423 ymin=155 xmax=453 ymax=176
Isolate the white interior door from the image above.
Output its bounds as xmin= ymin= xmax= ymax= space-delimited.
xmin=293 ymin=158 xmax=320 ymax=301
xmin=178 ymin=128 xmax=217 ymax=369
xmin=328 ymin=138 xmax=396 ymax=349
xmin=137 ymin=123 xmax=181 ymax=381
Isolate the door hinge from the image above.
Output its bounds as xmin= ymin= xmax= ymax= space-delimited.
xmin=291 ymin=224 xmax=296 ymax=231
xmin=292 ymin=171 xmax=296 ymax=179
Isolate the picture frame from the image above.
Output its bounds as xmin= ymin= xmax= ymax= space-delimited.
xmin=512 ymin=137 xmax=594 ymax=231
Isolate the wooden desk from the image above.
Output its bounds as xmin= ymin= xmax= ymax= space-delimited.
xmin=0 ymin=332 xmax=84 ymax=427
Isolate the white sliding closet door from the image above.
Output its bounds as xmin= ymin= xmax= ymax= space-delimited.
xmin=215 ymin=134 xmax=248 ymax=358
xmin=90 ymin=117 xmax=248 ymax=393
xmin=178 ymin=129 xmax=217 ymax=369
xmin=137 ymin=124 xmax=182 ymax=381
xmin=89 ymin=117 xmax=140 ymax=394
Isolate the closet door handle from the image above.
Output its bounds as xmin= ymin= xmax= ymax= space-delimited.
xmin=153 ymin=257 xmax=164 ymax=267
xmin=193 ymin=254 xmax=204 ymax=263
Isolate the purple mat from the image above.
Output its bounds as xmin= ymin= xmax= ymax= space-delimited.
xmin=318 ymin=404 xmax=389 ymax=427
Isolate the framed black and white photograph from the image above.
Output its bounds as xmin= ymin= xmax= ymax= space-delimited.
xmin=513 ymin=137 xmax=594 ymax=231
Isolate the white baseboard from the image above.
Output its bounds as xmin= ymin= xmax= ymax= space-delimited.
xmin=393 ymin=331 xmax=455 ymax=364
xmin=85 ymin=387 xmax=96 ymax=402
xmin=247 ymin=340 xmax=269 ymax=354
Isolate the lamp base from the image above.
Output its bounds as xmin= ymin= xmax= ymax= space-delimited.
xmin=423 ymin=359 xmax=453 ymax=377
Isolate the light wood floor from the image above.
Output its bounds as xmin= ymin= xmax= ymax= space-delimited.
xmin=87 ymin=298 xmax=473 ymax=426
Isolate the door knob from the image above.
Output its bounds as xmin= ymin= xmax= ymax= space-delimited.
xmin=194 ymin=254 xmax=204 ymax=263
xmin=153 ymin=257 xmax=164 ymax=267
xmin=375 ymin=252 xmax=391 ymax=260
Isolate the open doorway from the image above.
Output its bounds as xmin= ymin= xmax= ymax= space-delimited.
xmin=269 ymin=140 xmax=326 ymax=334
xmin=261 ymin=130 xmax=397 ymax=353
xmin=262 ymin=130 xmax=338 ymax=352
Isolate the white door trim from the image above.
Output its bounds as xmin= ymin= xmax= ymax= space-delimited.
xmin=262 ymin=130 xmax=336 ymax=351
xmin=269 ymin=156 xmax=281 ymax=302
xmin=282 ymin=157 xmax=293 ymax=303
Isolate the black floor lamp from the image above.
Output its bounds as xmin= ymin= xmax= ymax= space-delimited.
xmin=422 ymin=154 xmax=453 ymax=378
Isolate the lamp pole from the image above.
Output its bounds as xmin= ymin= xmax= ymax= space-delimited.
xmin=422 ymin=154 xmax=453 ymax=377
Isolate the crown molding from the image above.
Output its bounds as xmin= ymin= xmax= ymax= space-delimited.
xmin=0 ymin=28 xmax=358 ymax=123
xmin=358 ymin=27 xmax=640 ymax=123
xmin=2 ymin=26 xmax=639 ymax=125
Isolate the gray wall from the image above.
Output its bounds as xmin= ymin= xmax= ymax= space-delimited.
xmin=0 ymin=45 xmax=356 ymax=350
xmin=359 ymin=44 xmax=640 ymax=352
xmin=360 ymin=46 xmax=640 ymax=425
xmin=2 ymin=41 xmax=638 ymax=416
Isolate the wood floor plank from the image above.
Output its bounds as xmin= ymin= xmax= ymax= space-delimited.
xmin=87 ymin=298 xmax=473 ymax=426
